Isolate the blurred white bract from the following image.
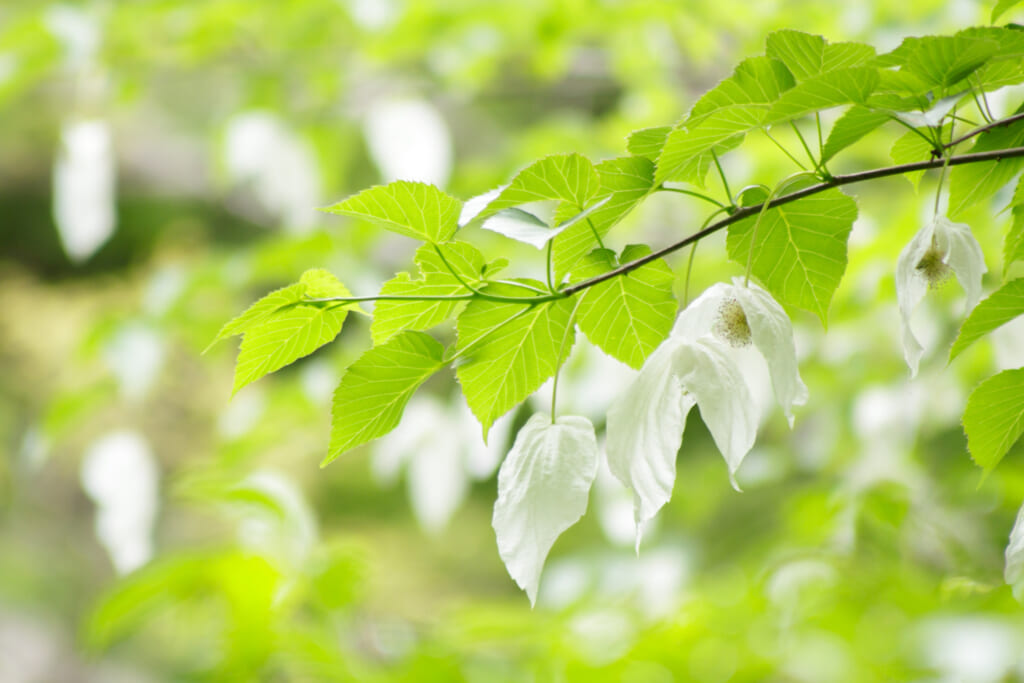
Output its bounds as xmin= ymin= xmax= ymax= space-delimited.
xmin=224 ymin=111 xmax=322 ymax=233
xmin=363 ymin=98 xmax=453 ymax=187
xmin=80 ymin=431 xmax=159 ymax=575
xmin=52 ymin=119 xmax=116 ymax=262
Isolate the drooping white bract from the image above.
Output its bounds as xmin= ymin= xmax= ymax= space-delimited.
xmin=606 ymin=336 xmax=757 ymax=547
xmin=896 ymin=215 xmax=986 ymax=376
xmin=606 ymin=279 xmax=806 ymax=547
xmin=672 ymin=279 xmax=809 ymax=425
xmin=1006 ymin=500 xmax=1024 ymax=603
xmin=492 ymin=413 xmax=599 ymax=606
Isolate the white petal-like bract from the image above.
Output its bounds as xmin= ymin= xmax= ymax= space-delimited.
xmin=896 ymin=216 xmax=986 ymax=376
xmin=607 ymin=279 xmax=801 ymax=546
xmin=936 ymin=216 xmax=986 ymax=312
xmin=606 ymin=338 xmax=696 ymax=547
xmin=493 ymin=413 xmax=599 ymax=606
xmin=674 ymin=338 xmax=758 ymax=489
xmin=732 ymin=280 xmax=808 ymax=425
xmin=1006 ymin=500 xmax=1024 ymax=603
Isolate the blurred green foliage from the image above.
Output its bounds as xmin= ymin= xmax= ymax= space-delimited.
xmin=3 ymin=1 xmax=1024 ymax=681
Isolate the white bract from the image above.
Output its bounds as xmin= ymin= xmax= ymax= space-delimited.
xmin=1006 ymin=500 xmax=1024 ymax=603
xmin=606 ymin=279 xmax=807 ymax=547
xmin=492 ymin=413 xmax=599 ymax=606
xmin=896 ymin=215 xmax=986 ymax=376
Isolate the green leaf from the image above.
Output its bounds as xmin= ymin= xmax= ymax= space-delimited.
xmin=963 ymin=367 xmax=1024 ymax=474
xmin=656 ymin=56 xmax=796 ymax=185
xmin=322 ymin=180 xmax=461 ymax=243
xmin=232 ymin=270 xmax=355 ymax=394
xmin=325 ymin=331 xmax=445 ymax=464
xmin=551 ymin=156 xmax=657 ymax=281
xmin=726 ymin=187 xmax=858 ymax=324
xmin=1005 ymin=207 xmax=1024 ymax=276
xmin=903 ymin=36 xmax=998 ymax=90
xmin=455 ymin=283 xmax=576 ymax=438
xmin=950 ymin=278 xmax=1024 ymax=360
xmin=656 ymin=109 xmax=762 ymax=186
xmin=822 ymin=106 xmax=890 ymax=162
xmin=764 ymin=67 xmax=879 ymax=125
xmin=993 ymin=0 xmax=1024 ymax=22
xmin=573 ymin=245 xmax=677 ymax=369
xmin=207 ymin=282 xmax=305 ymax=351
xmin=689 ymin=56 xmax=796 ymax=119
xmin=949 ymin=113 xmax=1024 ymax=218
xmin=626 ymin=127 xmax=671 ymax=160
xmin=959 ymin=26 xmax=1024 ymax=63
xmin=890 ymin=126 xmax=946 ymax=189
xmin=485 ymin=153 xmax=600 ymax=214
xmin=766 ymin=30 xmax=875 ymax=81
xmin=371 ymin=241 xmax=492 ymax=345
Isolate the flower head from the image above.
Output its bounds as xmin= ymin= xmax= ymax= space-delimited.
xmin=896 ymin=216 xmax=986 ymax=376
xmin=606 ymin=279 xmax=807 ymax=548
xmin=673 ymin=278 xmax=809 ymax=424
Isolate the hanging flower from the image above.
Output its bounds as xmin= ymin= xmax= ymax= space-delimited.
xmin=895 ymin=215 xmax=986 ymax=376
xmin=606 ymin=279 xmax=807 ymax=547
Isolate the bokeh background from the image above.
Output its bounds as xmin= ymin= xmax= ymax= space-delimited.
xmin=4 ymin=1 xmax=1024 ymax=681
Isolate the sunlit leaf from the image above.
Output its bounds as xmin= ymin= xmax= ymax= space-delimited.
xmin=232 ymin=270 xmax=356 ymax=394
xmin=949 ymin=112 xmax=1024 ymax=218
xmin=950 ymin=278 xmax=1024 ymax=360
xmin=822 ymin=106 xmax=890 ymax=163
xmin=322 ymin=180 xmax=461 ymax=242
xmin=208 ymin=282 xmax=305 ymax=351
xmin=726 ymin=187 xmax=857 ymax=324
xmin=626 ymin=126 xmax=671 ymax=160
xmin=903 ymin=36 xmax=997 ymax=90
xmin=326 ymin=331 xmax=445 ymax=464
xmin=993 ymin=0 xmax=1024 ymax=22
xmin=485 ymin=153 xmax=600 ymax=214
xmin=656 ymin=56 xmax=795 ymax=185
xmin=890 ymin=126 xmax=943 ymax=189
xmin=371 ymin=241 xmax=494 ymax=345
xmin=573 ymin=245 xmax=677 ymax=369
xmin=552 ymin=156 xmax=656 ymax=281
xmin=765 ymin=30 xmax=875 ymax=80
xmin=963 ymin=367 xmax=1024 ymax=474
xmin=1005 ymin=207 xmax=1024 ymax=276
xmin=764 ymin=67 xmax=879 ymax=125
xmin=455 ymin=283 xmax=575 ymax=439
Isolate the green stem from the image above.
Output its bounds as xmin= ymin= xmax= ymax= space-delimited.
xmin=444 ymin=305 xmax=536 ymax=365
xmin=815 ymin=113 xmax=824 ymax=160
xmin=790 ymin=120 xmax=819 ymax=171
xmin=933 ymin=149 xmax=953 ymax=217
xmin=764 ymin=128 xmax=809 ymax=171
xmin=584 ymin=217 xmax=607 ymax=250
xmin=683 ymin=208 xmax=729 ymax=305
xmin=712 ymin=150 xmax=733 ymax=204
xmin=493 ymin=279 xmax=550 ymax=294
xmin=944 ymin=110 xmax=1024 ymax=150
xmin=745 ymin=172 xmax=816 ymax=286
xmin=658 ymin=186 xmax=727 ymax=209
xmin=546 ymin=240 xmax=555 ymax=292
xmin=887 ymin=114 xmax=944 ymax=154
xmin=683 ymin=242 xmax=699 ymax=307
xmin=550 ymin=297 xmax=583 ymax=422
xmin=561 ymin=144 xmax=1024 ymax=297
xmin=433 ymin=244 xmax=486 ymax=295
